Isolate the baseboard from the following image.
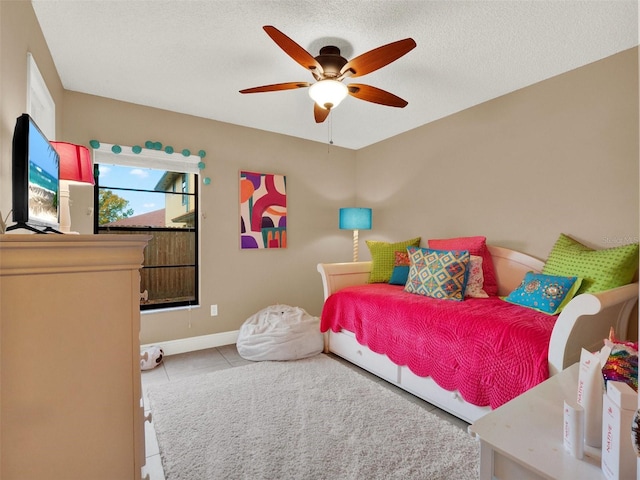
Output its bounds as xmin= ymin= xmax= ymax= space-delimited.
xmin=141 ymin=331 xmax=239 ymax=356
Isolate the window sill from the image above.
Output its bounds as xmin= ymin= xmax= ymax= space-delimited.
xmin=141 ymin=304 xmax=201 ymax=315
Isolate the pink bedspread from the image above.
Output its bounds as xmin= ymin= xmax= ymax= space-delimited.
xmin=320 ymin=284 xmax=558 ymax=409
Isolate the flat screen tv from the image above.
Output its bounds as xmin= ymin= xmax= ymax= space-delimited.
xmin=8 ymin=113 xmax=61 ymax=233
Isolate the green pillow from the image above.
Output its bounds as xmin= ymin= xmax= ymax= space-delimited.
xmin=365 ymin=237 xmax=421 ymax=283
xmin=541 ymin=233 xmax=639 ymax=294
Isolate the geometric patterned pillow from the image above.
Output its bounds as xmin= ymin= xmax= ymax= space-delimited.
xmin=465 ymin=255 xmax=489 ymax=298
xmin=366 ymin=237 xmax=421 ymax=283
xmin=404 ymin=247 xmax=470 ymax=301
xmin=389 ymin=250 xmax=411 ymax=285
xmin=541 ymin=233 xmax=639 ymax=294
xmin=504 ymin=271 xmax=582 ymax=315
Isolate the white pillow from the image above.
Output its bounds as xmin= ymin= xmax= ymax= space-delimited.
xmin=465 ymin=255 xmax=489 ymax=298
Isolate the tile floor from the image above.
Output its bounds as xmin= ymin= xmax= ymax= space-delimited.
xmin=140 ymin=345 xmax=469 ymax=480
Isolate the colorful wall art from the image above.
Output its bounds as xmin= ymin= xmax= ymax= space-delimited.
xmin=239 ymin=171 xmax=287 ymax=249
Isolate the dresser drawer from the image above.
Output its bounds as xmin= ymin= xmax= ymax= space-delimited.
xmin=328 ymin=330 xmax=399 ymax=383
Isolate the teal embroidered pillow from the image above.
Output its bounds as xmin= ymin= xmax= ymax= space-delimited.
xmin=542 ymin=234 xmax=639 ymax=294
xmin=504 ymin=271 xmax=582 ymax=315
xmin=404 ymin=247 xmax=470 ymax=301
xmin=389 ymin=251 xmax=411 ymax=285
xmin=366 ymin=237 xmax=421 ymax=283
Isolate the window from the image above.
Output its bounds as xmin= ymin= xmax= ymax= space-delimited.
xmin=93 ymin=144 xmax=199 ymax=310
xmin=27 ymin=52 xmax=55 ymax=139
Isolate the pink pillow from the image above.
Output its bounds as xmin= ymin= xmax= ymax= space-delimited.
xmin=428 ymin=236 xmax=498 ymax=296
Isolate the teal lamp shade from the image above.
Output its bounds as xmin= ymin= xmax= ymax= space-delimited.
xmin=339 ymin=208 xmax=372 ymax=261
xmin=339 ymin=208 xmax=372 ymax=230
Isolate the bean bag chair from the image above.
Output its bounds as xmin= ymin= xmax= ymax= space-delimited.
xmin=237 ymin=304 xmax=323 ymax=361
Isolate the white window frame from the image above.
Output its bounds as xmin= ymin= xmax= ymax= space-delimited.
xmin=93 ymin=143 xmax=202 ymax=311
xmin=27 ymin=52 xmax=55 ymax=139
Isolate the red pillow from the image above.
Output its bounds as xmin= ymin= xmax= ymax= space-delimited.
xmin=428 ymin=236 xmax=498 ymax=296
xmin=394 ymin=250 xmax=410 ymax=266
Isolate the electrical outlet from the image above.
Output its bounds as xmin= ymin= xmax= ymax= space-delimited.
xmin=210 ymin=304 xmax=218 ymax=316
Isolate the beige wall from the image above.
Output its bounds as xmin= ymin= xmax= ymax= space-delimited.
xmin=356 ymin=48 xmax=639 ymax=261
xmin=62 ymin=93 xmax=356 ymax=343
xmin=3 ymin=3 xmax=638 ymax=344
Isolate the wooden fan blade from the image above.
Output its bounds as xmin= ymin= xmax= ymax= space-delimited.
xmin=314 ymin=103 xmax=331 ymax=123
xmin=347 ymin=84 xmax=408 ymax=108
xmin=340 ymin=38 xmax=416 ymax=78
xmin=263 ymin=26 xmax=324 ymax=75
xmin=239 ymin=82 xmax=310 ymax=94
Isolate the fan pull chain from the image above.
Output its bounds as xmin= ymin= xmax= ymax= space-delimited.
xmin=327 ymin=113 xmax=334 ymax=153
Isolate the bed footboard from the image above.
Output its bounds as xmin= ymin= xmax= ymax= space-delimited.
xmin=547 ymin=282 xmax=638 ymax=375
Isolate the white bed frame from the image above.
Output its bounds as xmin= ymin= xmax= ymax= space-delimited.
xmin=317 ymin=245 xmax=638 ymax=423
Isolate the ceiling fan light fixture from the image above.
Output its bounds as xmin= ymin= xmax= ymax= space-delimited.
xmin=242 ymin=27 xmax=416 ymax=123
xmin=308 ymin=80 xmax=348 ymax=110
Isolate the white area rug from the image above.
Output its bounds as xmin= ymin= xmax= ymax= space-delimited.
xmin=146 ymin=354 xmax=479 ymax=480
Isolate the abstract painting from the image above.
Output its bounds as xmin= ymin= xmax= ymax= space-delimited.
xmin=239 ymin=171 xmax=287 ymax=249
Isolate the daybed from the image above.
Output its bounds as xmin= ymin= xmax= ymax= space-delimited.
xmin=317 ymin=244 xmax=638 ymax=423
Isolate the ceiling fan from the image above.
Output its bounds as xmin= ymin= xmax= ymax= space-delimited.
xmin=240 ymin=26 xmax=417 ymax=123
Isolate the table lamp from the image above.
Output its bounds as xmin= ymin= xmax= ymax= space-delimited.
xmin=51 ymin=141 xmax=94 ymax=233
xmin=339 ymin=207 xmax=372 ymax=262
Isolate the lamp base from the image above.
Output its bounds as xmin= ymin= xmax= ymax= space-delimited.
xmin=352 ymin=229 xmax=359 ymax=262
xmin=58 ymin=181 xmax=79 ymax=234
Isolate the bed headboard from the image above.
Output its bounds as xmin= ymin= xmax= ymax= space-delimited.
xmin=487 ymin=245 xmax=544 ymax=296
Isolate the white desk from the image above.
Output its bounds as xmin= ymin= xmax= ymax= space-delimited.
xmin=469 ymin=363 xmax=606 ymax=480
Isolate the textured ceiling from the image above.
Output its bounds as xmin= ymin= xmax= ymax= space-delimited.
xmin=32 ymin=1 xmax=638 ymax=150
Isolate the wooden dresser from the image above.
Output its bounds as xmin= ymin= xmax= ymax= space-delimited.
xmin=0 ymin=234 xmax=150 ymax=480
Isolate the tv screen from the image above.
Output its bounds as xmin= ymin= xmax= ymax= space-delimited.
xmin=10 ymin=113 xmax=60 ymax=233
